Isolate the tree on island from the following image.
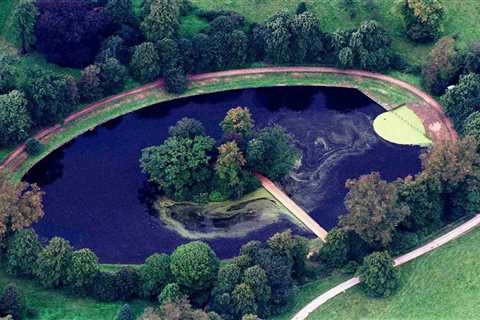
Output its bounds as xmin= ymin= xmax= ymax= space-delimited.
xmin=247 ymin=125 xmax=300 ymax=181
xmin=140 ymin=135 xmax=215 ymax=201
xmin=340 ymin=172 xmax=410 ymax=248
xmin=168 ymin=117 xmax=205 ymax=139
xmin=221 ymin=106 xmax=255 ymax=141
xmin=215 ymin=142 xmax=248 ymax=199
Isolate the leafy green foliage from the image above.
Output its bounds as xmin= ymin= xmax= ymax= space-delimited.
xmin=13 ymin=0 xmax=39 ymax=54
xmin=214 ymin=142 xmax=248 ymax=199
xmin=78 ymin=64 xmax=103 ymax=102
xmin=422 ymin=36 xmax=461 ymax=95
xmin=232 ymin=283 xmax=257 ymax=317
xmin=139 ymin=253 xmax=171 ymax=299
xmin=168 ymin=117 xmax=205 ymax=139
xmin=169 ymin=241 xmax=219 ymax=294
xmin=247 ymin=125 xmax=299 ymax=180
xmin=158 ymin=283 xmax=183 ymax=305
xmin=25 ymin=138 xmax=43 ymax=155
xmin=141 ymin=0 xmax=180 ymax=41
xmin=220 ymin=106 xmax=254 ymax=141
xmin=99 ymin=58 xmax=128 ymax=95
xmin=442 ymin=73 xmax=480 ymax=130
xmin=403 ymin=0 xmax=444 ymax=43
xmin=318 ymin=228 xmax=350 ymax=268
xmin=66 ymin=249 xmax=99 ymax=293
xmin=6 ymin=229 xmax=42 ymax=276
xmin=140 ymin=135 xmax=215 ymax=201
xmin=358 ymin=251 xmax=399 ymax=297
xmin=164 ymin=67 xmax=188 ymax=94
xmin=0 ymin=284 xmax=25 ymax=320
xmin=340 ymin=172 xmax=410 ymax=247
xmin=0 ymin=90 xmax=31 ymax=147
xmin=105 ymin=0 xmax=134 ymax=26
xmin=130 ymin=42 xmax=162 ymax=82
xmin=35 ymin=237 xmax=73 ymax=288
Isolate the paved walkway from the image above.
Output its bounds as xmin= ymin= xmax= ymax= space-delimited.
xmin=291 ymin=214 xmax=480 ymax=320
xmin=255 ymin=173 xmax=328 ymax=241
xmin=0 ymin=67 xmax=455 ymax=175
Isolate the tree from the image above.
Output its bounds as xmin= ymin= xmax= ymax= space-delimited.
xmin=0 ymin=55 xmax=17 ymax=95
xmin=115 ymin=268 xmax=140 ymax=301
xmin=35 ymin=237 xmax=73 ymax=288
xmin=13 ymin=0 xmax=39 ymax=54
xmin=243 ymin=265 xmax=271 ymax=317
xmin=397 ymin=176 xmax=444 ymax=232
xmin=247 ymin=125 xmax=299 ymax=181
xmin=140 ymin=135 xmax=215 ymax=201
xmin=130 ymin=42 xmax=162 ymax=82
xmin=139 ymin=253 xmax=171 ymax=299
xmin=338 ymin=47 xmax=354 ymax=68
xmin=221 ymin=107 xmax=254 ymax=141
xmin=158 ymin=283 xmax=183 ymax=304
xmin=20 ymin=69 xmax=77 ymax=126
xmin=6 ymin=229 xmax=42 ymax=276
xmin=96 ymin=36 xmax=129 ymax=64
xmin=215 ymin=142 xmax=247 ymax=199
xmin=296 ymin=2 xmax=308 ymax=14
xmin=169 ymin=241 xmax=219 ymax=294
xmin=141 ymin=0 xmax=180 ymax=41
xmin=35 ymin=0 xmax=111 ymax=67
xmin=464 ymin=111 xmax=480 ymax=144
xmin=164 ymin=67 xmax=188 ymax=94
xmin=233 ymin=283 xmax=257 ymax=317
xmin=92 ymin=271 xmax=118 ymax=301
xmin=229 ymin=30 xmax=249 ymax=67
xmin=403 ymin=0 xmax=444 ymax=43
xmin=358 ymin=251 xmax=399 ymax=297
xmin=106 ymin=0 xmax=134 ymax=25
xmin=420 ymin=137 xmax=480 ymax=191
xmin=0 ymin=176 xmax=44 ymax=238
xmin=442 ymin=73 xmax=480 ymax=130
xmin=66 ymin=249 xmax=99 ymax=293
xmin=422 ymin=36 xmax=461 ymax=95
xmin=318 ymin=227 xmax=350 ymax=268
xmin=169 ymin=117 xmax=205 ymax=139
xmin=0 ymin=285 xmax=24 ymax=320
xmin=264 ymin=12 xmax=292 ymax=64
xmin=98 ymin=58 xmax=127 ymax=96
xmin=291 ymin=12 xmax=323 ymax=63
xmin=25 ymin=138 xmax=43 ymax=155
xmin=157 ymin=297 xmax=210 ymax=320
xmin=463 ymin=42 xmax=480 ymax=74
xmin=0 ymin=90 xmax=31 ymax=147
xmin=340 ymin=172 xmax=410 ymax=247
xmin=78 ymin=64 xmax=103 ymax=102
xmin=115 ymin=304 xmax=134 ymax=320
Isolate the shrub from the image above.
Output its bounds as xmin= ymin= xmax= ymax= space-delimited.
xmin=65 ymin=249 xmax=99 ymax=294
xmin=0 ymin=284 xmax=25 ymax=320
xmin=35 ymin=237 xmax=73 ymax=288
xmin=158 ymin=283 xmax=183 ymax=305
xmin=402 ymin=0 xmax=444 ymax=43
xmin=115 ymin=303 xmax=134 ymax=320
xmin=357 ymin=251 xmax=399 ymax=297
xmin=0 ymin=90 xmax=31 ymax=147
xmin=25 ymin=138 xmax=43 ymax=155
xmin=130 ymin=42 xmax=162 ymax=82
xmin=6 ymin=229 xmax=42 ymax=276
xmin=168 ymin=117 xmax=205 ymax=139
xmin=318 ymin=228 xmax=349 ymax=269
xmin=139 ymin=253 xmax=171 ymax=299
xmin=92 ymin=271 xmax=118 ymax=301
xmin=208 ymin=191 xmax=225 ymax=202
xmin=114 ymin=268 xmax=140 ymax=301
xmin=164 ymin=67 xmax=188 ymax=94
xmin=170 ymin=241 xmax=219 ymax=294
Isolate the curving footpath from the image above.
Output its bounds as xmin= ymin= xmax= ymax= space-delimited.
xmin=0 ymin=67 xmax=456 ymax=175
xmin=291 ymin=213 xmax=480 ymax=320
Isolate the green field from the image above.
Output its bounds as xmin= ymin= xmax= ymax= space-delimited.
xmin=309 ymin=226 xmax=480 ymax=320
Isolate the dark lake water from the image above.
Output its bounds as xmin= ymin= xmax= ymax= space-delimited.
xmin=24 ymin=87 xmax=423 ymax=263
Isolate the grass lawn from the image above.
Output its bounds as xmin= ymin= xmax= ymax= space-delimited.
xmin=191 ymin=0 xmax=480 ymax=65
xmin=308 ymin=226 xmax=480 ymax=320
xmin=0 ymin=269 xmax=149 ymax=320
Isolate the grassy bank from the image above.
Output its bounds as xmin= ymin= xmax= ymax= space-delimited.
xmin=8 ymin=70 xmax=423 ymax=181
xmin=308 ymin=226 xmax=480 ymax=319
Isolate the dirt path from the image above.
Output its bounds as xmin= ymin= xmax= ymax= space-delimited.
xmin=255 ymin=173 xmax=328 ymax=240
xmin=291 ymin=214 xmax=480 ymax=320
xmin=0 ymin=67 xmax=456 ymax=175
